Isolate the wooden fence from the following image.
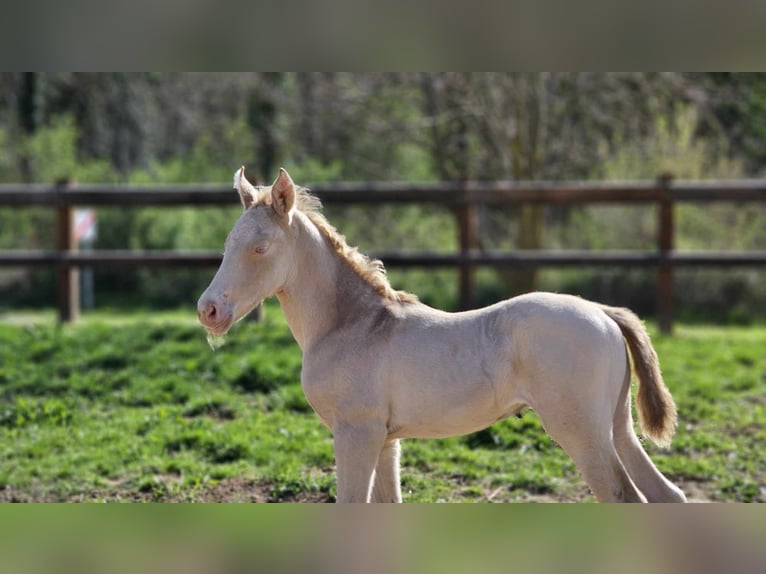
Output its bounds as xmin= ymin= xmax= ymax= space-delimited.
xmin=2 ymin=176 xmax=766 ymax=333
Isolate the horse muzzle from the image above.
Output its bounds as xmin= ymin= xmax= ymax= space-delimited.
xmin=197 ymin=297 xmax=235 ymax=335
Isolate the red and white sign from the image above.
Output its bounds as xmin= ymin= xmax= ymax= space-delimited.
xmin=74 ymin=209 xmax=97 ymax=242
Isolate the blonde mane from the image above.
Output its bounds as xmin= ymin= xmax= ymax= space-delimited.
xmin=258 ymin=187 xmax=417 ymax=304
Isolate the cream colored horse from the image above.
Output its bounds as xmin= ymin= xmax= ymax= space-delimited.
xmin=197 ymin=167 xmax=687 ymax=503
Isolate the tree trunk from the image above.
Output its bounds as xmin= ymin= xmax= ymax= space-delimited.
xmin=248 ymin=73 xmax=283 ymax=183
xmin=501 ymin=74 xmax=545 ymax=296
xmin=18 ymin=72 xmax=44 ymax=181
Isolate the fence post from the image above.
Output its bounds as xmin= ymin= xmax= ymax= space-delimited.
xmin=657 ymin=173 xmax=674 ymax=334
xmin=455 ymin=188 xmax=478 ymax=310
xmin=56 ymin=179 xmax=79 ymax=323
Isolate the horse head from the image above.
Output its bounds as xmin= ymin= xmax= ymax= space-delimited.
xmin=197 ymin=167 xmax=297 ymax=336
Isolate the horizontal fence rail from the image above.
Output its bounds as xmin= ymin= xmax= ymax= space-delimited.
xmin=4 ymin=250 xmax=766 ymax=269
xmin=4 ymin=179 xmax=766 ymax=205
xmin=2 ymin=177 xmax=766 ymax=331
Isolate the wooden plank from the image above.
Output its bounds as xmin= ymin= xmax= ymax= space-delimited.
xmin=56 ymin=203 xmax=79 ymax=322
xmin=466 ymin=183 xmax=663 ymax=204
xmin=0 ymin=182 xmax=661 ymax=206
xmin=375 ymin=251 xmax=664 ymax=267
xmin=0 ymin=184 xmax=242 ymax=207
xmin=0 ymin=186 xmax=60 ymax=206
xmin=455 ymin=202 xmax=478 ymax=310
xmin=64 ymin=252 xmax=224 ymax=267
xmin=668 ymin=252 xmax=766 ymax=265
xmin=3 ymin=250 xmax=766 ymax=269
xmin=381 ymin=250 xmax=766 ymax=267
xmin=672 ymin=180 xmax=766 ymax=202
xmin=657 ymin=175 xmax=675 ymax=334
xmin=4 ymin=179 xmax=766 ymax=207
xmin=0 ymin=251 xmax=60 ymax=265
xmin=0 ymin=251 xmax=223 ymax=267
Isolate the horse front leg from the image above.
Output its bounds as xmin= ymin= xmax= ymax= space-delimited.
xmin=333 ymin=422 xmax=388 ymax=503
xmin=371 ymin=439 xmax=402 ymax=503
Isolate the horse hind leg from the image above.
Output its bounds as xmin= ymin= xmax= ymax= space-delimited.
xmin=613 ymin=369 xmax=687 ymax=502
xmin=533 ymin=399 xmax=646 ymax=502
xmin=557 ymin=432 xmax=645 ymax=503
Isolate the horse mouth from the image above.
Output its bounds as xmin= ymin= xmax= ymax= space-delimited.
xmin=199 ymin=315 xmax=234 ymax=336
xmin=197 ymin=298 xmax=261 ymax=336
xmin=203 ymin=324 xmax=230 ymax=336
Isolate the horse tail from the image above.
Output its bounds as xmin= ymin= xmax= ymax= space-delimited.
xmin=600 ymin=305 xmax=677 ymax=448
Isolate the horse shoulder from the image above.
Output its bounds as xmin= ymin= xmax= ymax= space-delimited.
xmin=300 ymin=310 xmax=398 ymax=424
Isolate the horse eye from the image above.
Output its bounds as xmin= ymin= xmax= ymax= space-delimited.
xmin=253 ymin=244 xmax=269 ymax=255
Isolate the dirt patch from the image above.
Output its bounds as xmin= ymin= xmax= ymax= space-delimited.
xmin=0 ymin=477 xmax=334 ymax=503
xmin=0 ymin=477 xmax=716 ymax=503
xmin=675 ymin=479 xmax=717 ymax=503
xmin=187 ymin=476 xmax=333 ymax=503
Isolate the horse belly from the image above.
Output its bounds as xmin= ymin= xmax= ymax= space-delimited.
xmin=386 ymin=360 xmax=517 ymax=440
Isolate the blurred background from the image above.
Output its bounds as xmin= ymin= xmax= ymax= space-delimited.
xmin=1 ymin=72 xmax=765 ymax=321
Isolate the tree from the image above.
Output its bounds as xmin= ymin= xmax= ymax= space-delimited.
xmin=415 ymin=73 xmax=701 ymax=297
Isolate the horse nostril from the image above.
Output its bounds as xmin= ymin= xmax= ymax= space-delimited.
xmin=198 ymin=301 xmax=217 ymax=323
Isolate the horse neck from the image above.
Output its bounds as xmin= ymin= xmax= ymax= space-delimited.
xmin=276 ymin=212 xmax=381 ymax=351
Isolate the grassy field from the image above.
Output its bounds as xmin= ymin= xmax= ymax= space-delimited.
xmin=0 ymin=303 xmax=763 ymax=503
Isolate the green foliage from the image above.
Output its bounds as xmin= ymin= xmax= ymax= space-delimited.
xmin=536 ymin=105 xmax=766 ymax=320
xmin=0 ymin=308 xmax=763 ymax=502
xmin=0 ymin=116 xmax=112 ymax=254
xmin=2 ymin=76 xmax=766 ymax=319
xmin=10 ymin=115 xmax=115 ymax=183
xmin=570 ymin=106 xmax=746 ymax=253
xmin=700 ymin=73 xmax=766 ymax=173
xmin=283 ymin=159 xmax=345 ymax=184
xmin=0 ymin=397 xmax=74 ymax=428
xmin=127 ymin=118 xmax=256 ymax=185
xmin=600 ymin=106 xmax=745 ymax=180
xmin=0 ymin=127 xmax=17 ymax=180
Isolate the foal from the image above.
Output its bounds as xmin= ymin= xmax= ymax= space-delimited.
xmin=198 ymin=167 xmax=686 ymax=503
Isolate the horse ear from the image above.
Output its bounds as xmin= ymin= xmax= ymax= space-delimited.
xmin=233 ymin=166 xmax=258 ymax=210
xmin=271 ymin=168 xmax=296 ymax=223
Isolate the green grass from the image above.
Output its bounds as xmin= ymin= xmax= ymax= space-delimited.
xmin=0 ymin=304 xmax=763 ymax=502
